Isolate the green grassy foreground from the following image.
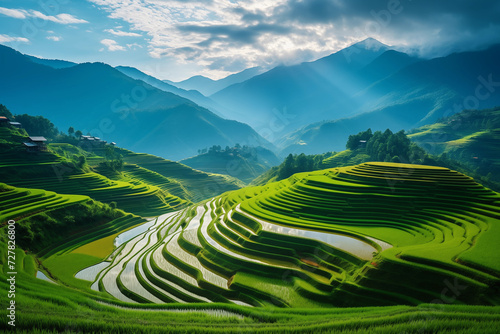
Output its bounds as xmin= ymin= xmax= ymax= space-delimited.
xmin=1 ymin=252 xmax=500 ymax=333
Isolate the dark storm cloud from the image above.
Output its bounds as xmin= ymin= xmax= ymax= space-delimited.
xmin=178 ymin=23 xmax=291 ymax=44
xmin=277 ymin=0 xmax=500 ymax=27
xmin=173 ymin=0 xmax=500 ymax=60
xmin=273 ymin=0 xmax=500 ymax=56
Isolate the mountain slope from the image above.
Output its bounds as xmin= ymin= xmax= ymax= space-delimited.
xmin=355 ymin=49 xmax=421 ymax=85
xmin=277 ymin=45 xmax=500 ymax=155
xmin=211 ymin=39 xmax=390 ymax=134
xmin=25 ymin=54 xmax=78 ymax=69
xmin=0 ymin=124 xmax=243 ymax=214
xmin=179 ymin=145 xmax=280 ymax=184
xmin=116 ymin=65 xmax=231 ymax=118
xmin=408 ymin=107 xmax=500 ymax=183
xmin=0 ymin=44 xmax=271 ymax=160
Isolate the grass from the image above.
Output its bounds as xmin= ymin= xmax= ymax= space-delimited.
xmin=458 ymin=216 xmax=500 ymax=274
xmin=118 ymin=149 xmax=245 ymax=202
xmin=2 ymin=245 xmax=500 ymax=333
xmin=71 ymin=233 xmax=119 ymax=259
xmin=0 ymin=183 xmax=88 ymax=223
xmin=445 ymin=130 xmax=489 ymax=147
xmin=42 ymin=253 xmax=103 ymax=290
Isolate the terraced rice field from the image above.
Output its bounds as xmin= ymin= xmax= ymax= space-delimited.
xmin=0 ymin=183 xmax=88 ymax=222
xmin=77 ymin=162 xmax=500 ymax=307
xmin=119 ymin=151 xmax=244 ymax=202
xmin=7 ymin=171 xmax=186 ymax=217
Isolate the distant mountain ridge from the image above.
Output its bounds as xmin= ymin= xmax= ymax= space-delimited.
xmin=210 ymin=38 xmax=392 ymax=136
xmin=167 ymin=66 xmax=264 ymax=96
xmin=0 ymin=44 xmax=271 ymax=161
xmin=116 ymin=65 xmax=229 ymax=117
xmin=180 ymin=145 xmax=280 ymax=184
xmin=24 ymin=55 xmax=78 ymax=69
xmin=209 ymin=40 xmax=500 ymax=157
xmin=271 ymin=44 xmax=500 ymax=156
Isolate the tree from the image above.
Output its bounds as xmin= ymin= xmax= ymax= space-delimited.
xmin=346 ymin=128 xmax=373 ymax=150
xmin=296 ymin=153 xmax=308 ymax=172
xmin=0 ymin=104 xmax=14 ymax=119
xmin=75 ymin=130 xmax=83 ymax=138
xmin=104 ymin=145 xmax=123 ymax=171
xmin=14 ymin=114 xmax=59 ymax=138
xmin=68 ymin=127 xmax=75 ymax=137
xmin=278 ymin=154 xmax=295 ymax=180
xmin=77 ymin=155 xmax=86 ymax=168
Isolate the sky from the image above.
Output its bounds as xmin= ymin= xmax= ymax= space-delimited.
xmin=1 ymin=0 xmax=500 ymax=81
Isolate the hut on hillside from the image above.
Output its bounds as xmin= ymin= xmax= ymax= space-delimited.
xmin=23 ymin=142 xmax=39 ymax=153
xmin=80 ymin=135 xmax=107 ymax=148
xmin=0 ymin=116 xmax=9 ymax=126
xmin=9 ymin=121 xmax=22 ymax=128
xmin=28 ymin=136 xmax=48 ymax=151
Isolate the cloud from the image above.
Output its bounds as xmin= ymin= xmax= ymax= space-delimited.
xmin=126 ymin=43 xmax=143 ymax=50
xmin=46 ymin=36 xmax=62 ymax=41
xmin=274 ymin=0 xmax=500 ymax=57
xmin=88 ymin=0 xmax=500 ymax=78
xmin=0 ymin=34 xmax=29 ymax=43
xmin=0 ymin=7 xmax=27 ymax=19
xmin=0 ymin=6 xmax=87 ymax=24
xmin=104 ymin=29 xmax=142 ymax=37
xmin=100 ymin=39 xmax=126 ymax=51
xmin=178 ymin=23 xmax=291 ymax=45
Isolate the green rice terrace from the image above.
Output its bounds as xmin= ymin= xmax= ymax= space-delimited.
xmin=0 ymin=127 xmax=242 ymax=217
xmin=2 ymin=154 xmax=500 ymax=332
xmin=82 ymin=162 xmax=500 ymax=308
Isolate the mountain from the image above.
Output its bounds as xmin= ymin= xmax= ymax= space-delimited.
xmin=169 ymin=66 xmax=264 ymax=96
xmin=0 ymin=44 xmax=271 ymax=161
xmin=25 ymin=55 xmax=78 ymax=69
xmin=167 ymin=75 xmax=215 ymax=94
xmin=210 ymin=38 xmax=391 ymax=136
xmin=408 ymin=107 xmax=500 ymax=183
xmin=116 ymin=66 xmax=232 ymax=118
xmin=179 ymin=145 xmax=280 ymax=183
xmin=276 ymin=44 xmax=500 ymax=155
xmin=355 ymin=49 xmax=421 ymax=85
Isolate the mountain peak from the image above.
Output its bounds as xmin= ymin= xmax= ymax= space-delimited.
xmin=352 ymin=38 xmax=389 ymax=51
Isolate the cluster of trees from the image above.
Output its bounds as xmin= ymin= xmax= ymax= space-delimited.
xmin=101 ymin=145 xmax=123 ymax=171
xmin=347 ymin=129 xmax=426 ymax=164
xmin=0 ymin=104 xmax=14 ymax=119
xmin=198 ymin=144 xmax=259 ymax=161
xmin=271 ymin=129 xmax=425 ymax=182
xmin=274 ymin=153 xmax=333 ymax=181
